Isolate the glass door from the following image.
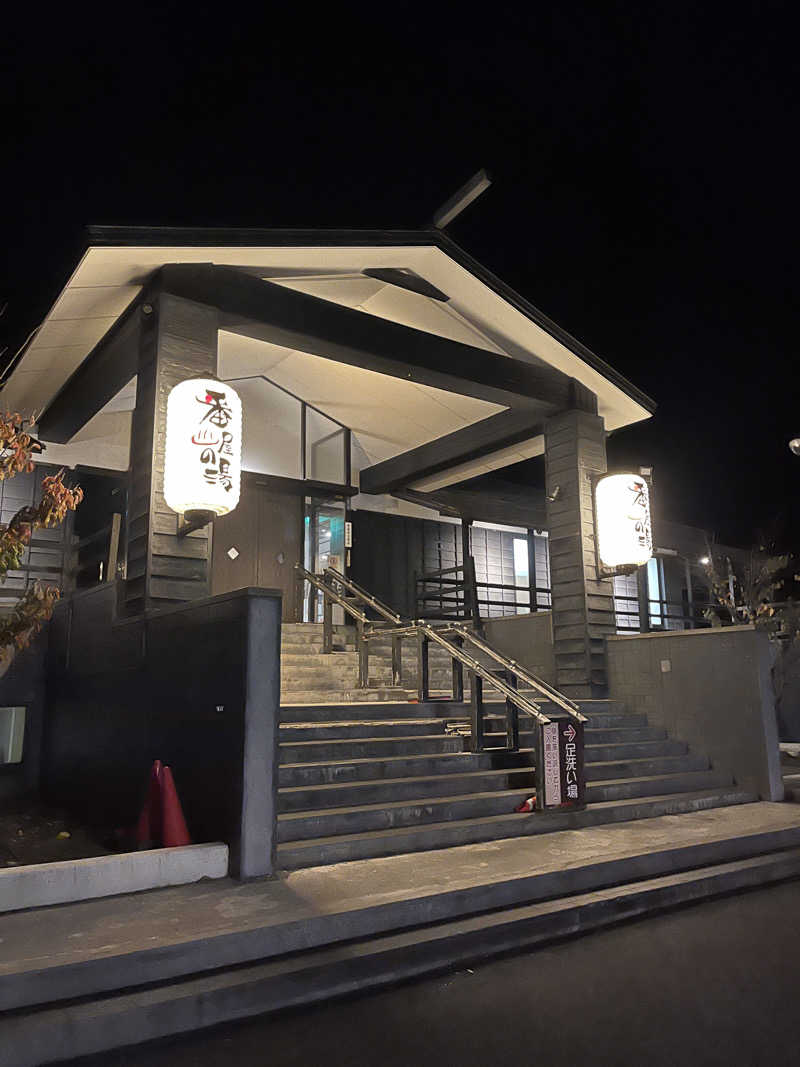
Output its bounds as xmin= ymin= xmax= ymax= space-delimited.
xmin=304 ymin=500 xmax=347 ymax=621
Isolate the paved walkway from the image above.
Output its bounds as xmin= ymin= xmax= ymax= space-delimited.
xmin=2 ymin=802 xmax=800 ymax=1013
xmin=65 ymin=875 xmax=800 ymax=1066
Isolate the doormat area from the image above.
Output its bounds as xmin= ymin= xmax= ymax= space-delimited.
xmin=0 ymin=807 xmax=111 ymax=868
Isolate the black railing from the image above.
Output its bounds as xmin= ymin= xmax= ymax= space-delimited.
xmin=613 ymin=593 xmax=712 ymax=633
xmin=417 ymin=568 xmax=551 ymax=620
xmin=416 ymin=560 xmax=480 ymax=622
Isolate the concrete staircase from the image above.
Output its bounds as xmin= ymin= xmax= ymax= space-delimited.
xmin=278 ymin=624 xmax=756 ymax=871
xmin=281 ymin=623 xmax=410 ymax=703
xmin=8 ymin=803 xmax=800 ymax=1065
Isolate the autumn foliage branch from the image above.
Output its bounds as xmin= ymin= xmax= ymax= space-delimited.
xmin=0 ymin=413 xmax=83 ymax=663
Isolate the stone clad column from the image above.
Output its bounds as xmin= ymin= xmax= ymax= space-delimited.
xmin=125 ymin=288 xmax=219 ymax=614
xmin=544 ymin=409 xmax=616 ymax=698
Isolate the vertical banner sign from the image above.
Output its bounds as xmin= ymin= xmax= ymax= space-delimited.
xmin=542 ymin=722 xmax=562 ymax=806
xmin=164 ymin=379 xmax=242 ymax=517
xmin=541 ymin=721 xmax=585 ymax=808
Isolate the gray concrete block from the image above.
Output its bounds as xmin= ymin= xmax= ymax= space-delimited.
xmin=0 ymin=844 xmax=228 ymax=914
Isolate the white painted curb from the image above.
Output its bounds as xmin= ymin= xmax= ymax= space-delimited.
xmin=0 ymin=843 xmax=229 ymax=913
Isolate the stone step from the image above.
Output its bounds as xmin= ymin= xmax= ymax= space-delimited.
xmin=586 ymin=768 xmax=734 ymax=802
xmin=280 ymin=702 xmax=449 ymax=722
xmin=277 ymin=787 xmax=756 ymax=868
xmin=277 ymin=720 xmax=663 ymax=746
xmin=279 ymin=734 xmax=466 ymax=764
xmin=278 ymin=766 xmax=740 ymax=842
xmin=473 ymin=725 xmax=667 ymax=746
xmin=280 ymin=653 xmax=360 ymax=666
xmin=281 ymin=688 xmax=412 ymax=704
xmin=584 ymin=739 xmax=687 ymax=762
xmin=482 ymin=712 xmax=648 ymax=730
xmin=8 ymin=811 xmax=800 ymax=1065
xmin=278 ymin=750 xmax=532 ymax=789
xmin=279 ymin=720 xmax=449 ymax=742
xmin=586 ymin=752 xmax=710 ymax=780
xmin=278 ymin=767 xmax=536 ymax=812
xmin=277 ymin=789 xmax=532 ymax=842
xmin=277 ymin=762 xmax=728 ymax=816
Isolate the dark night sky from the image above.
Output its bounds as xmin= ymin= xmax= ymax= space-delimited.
xmin=2 ymin=4 xmax=797 ymax=547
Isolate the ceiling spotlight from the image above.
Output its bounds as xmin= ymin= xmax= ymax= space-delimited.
xmin=789 ymin=438 xmax=800 ymax=456
xmin=699 ymin=556 xmax=710 ymax=566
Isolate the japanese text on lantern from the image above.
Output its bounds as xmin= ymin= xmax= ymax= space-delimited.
xmin=163 ymin=378 xmax=242 ymax=518
xmin=192 ymin=388 xmax=235 ymax=492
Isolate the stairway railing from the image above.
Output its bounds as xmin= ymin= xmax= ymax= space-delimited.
xmin=293 ymin=563 xmax=588 ymax=809
xmin=294 ymin=560 xmax=584 ymax=728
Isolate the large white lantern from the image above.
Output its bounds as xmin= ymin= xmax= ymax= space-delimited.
xmin=163 ymin=378 xmax=242 ymax=520
xmin=595 ymin=472 xmax=652 ymax=575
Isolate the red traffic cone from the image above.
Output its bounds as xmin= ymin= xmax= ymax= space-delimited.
xmin=160 ymin=766 xmax=192 ymax=847
xmin=135 ymin=760 xmax=163 ymax=847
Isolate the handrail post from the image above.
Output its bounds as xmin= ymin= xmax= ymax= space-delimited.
xmin=323 ymin=593 xmax=333 ymax=654
xmin=504 ymin=668 xmax=520 ymax=751
xmin=417 ymin=630 xmax=430 ymax=703
xmin=391 ymin=633 xmax=402 ymax=687
xmin=451 ymin=634 xmax=464 ymax=702
xmin=357 ymin=619 xmax=369 ymax=688
xmin=469 ymin=670 xmax=484 ymax=752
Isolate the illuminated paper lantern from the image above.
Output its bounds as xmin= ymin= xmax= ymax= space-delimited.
xmin=595 ymin=473 xmax=652 ymax=573
xmin=163 ymin=379 xmax=242 ymax=518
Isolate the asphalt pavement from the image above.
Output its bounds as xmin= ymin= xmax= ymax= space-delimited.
xmin=65 ymin=877 xmax=800 ymax=1067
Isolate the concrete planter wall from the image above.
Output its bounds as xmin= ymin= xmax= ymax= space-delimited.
xmin=607 ymin=625 xmax=783 ymax=800
xmin=482 ymin=610 xmax=556 ymax=684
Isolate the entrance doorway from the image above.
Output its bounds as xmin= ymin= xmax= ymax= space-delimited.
xmin=304 ymin=500 xmax=347 ymax=622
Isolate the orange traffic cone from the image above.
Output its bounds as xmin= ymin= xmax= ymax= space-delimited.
xmin=160 ymin=765 xmax=192 ymax=847
xmin=135 ymin=760 xmax=163 ymax=847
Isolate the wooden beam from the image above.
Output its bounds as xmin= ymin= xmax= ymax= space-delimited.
xmin=393 ymin=481 xmax=547 ymax=529
xmin=37 ymin=294 xmax=143 ymax=443
xmin=359 ymin=409 xmax=543 ymax=495
xmin=158 ymin=264 xmax=576 ymax=411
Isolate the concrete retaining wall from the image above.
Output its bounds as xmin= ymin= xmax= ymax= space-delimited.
xmin=607 ymin=625 xmax=783 ymax=800
xmin=482 ymin=611 xmax=556 ymax=684
xmin=0 ymin=843 xmax=228 ymax=913
xmin=42 ymin=584 xmax=282 ymax=878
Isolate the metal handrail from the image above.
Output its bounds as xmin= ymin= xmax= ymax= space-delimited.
xmin=323 ymin=566 xmax=403 ymax=626
xmin=445 ymin=624 xmax=587 ymax=724
xmin=419 ymin=623 xmax=551 ymax=726
xmin=294 ymin=565 xmax=593 ymax=732
xmin=291 ymin=565 xmax=585 ymax=804
xmin=295 ymin=564 xmax=369 ymax=625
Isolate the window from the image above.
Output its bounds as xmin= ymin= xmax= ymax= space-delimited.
xmin=647 ymin=557 xmax=664 ymax=628
xmin=234 ymin=377 xmax=302 ymax=478
xmin=306 ymin=408 xmax=346 ymax=484
xmin=226 ymin=377 xmax=350 ymax=485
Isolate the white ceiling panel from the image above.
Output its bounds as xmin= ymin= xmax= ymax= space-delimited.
xmin=356 ymin=284 xmax=508 ymax=352
xmin=271 ymin=275 xmax=385 ymax=308
xmin=34 ymin=317 xmax=118 ymax=349
xmin=49 ymin=285 xmax=141 ymax=321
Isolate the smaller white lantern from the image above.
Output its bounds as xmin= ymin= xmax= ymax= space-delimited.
xmin=163 ymin=379 xmax=242 ymax=520
xmin=595 ymin=472 xmax=652 ymax=574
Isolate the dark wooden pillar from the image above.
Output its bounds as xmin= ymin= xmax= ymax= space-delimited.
xmin=125 ymin=291 xmax=219 ymax=615
xmin=544 ymin=409 xmax=616 ymax=698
